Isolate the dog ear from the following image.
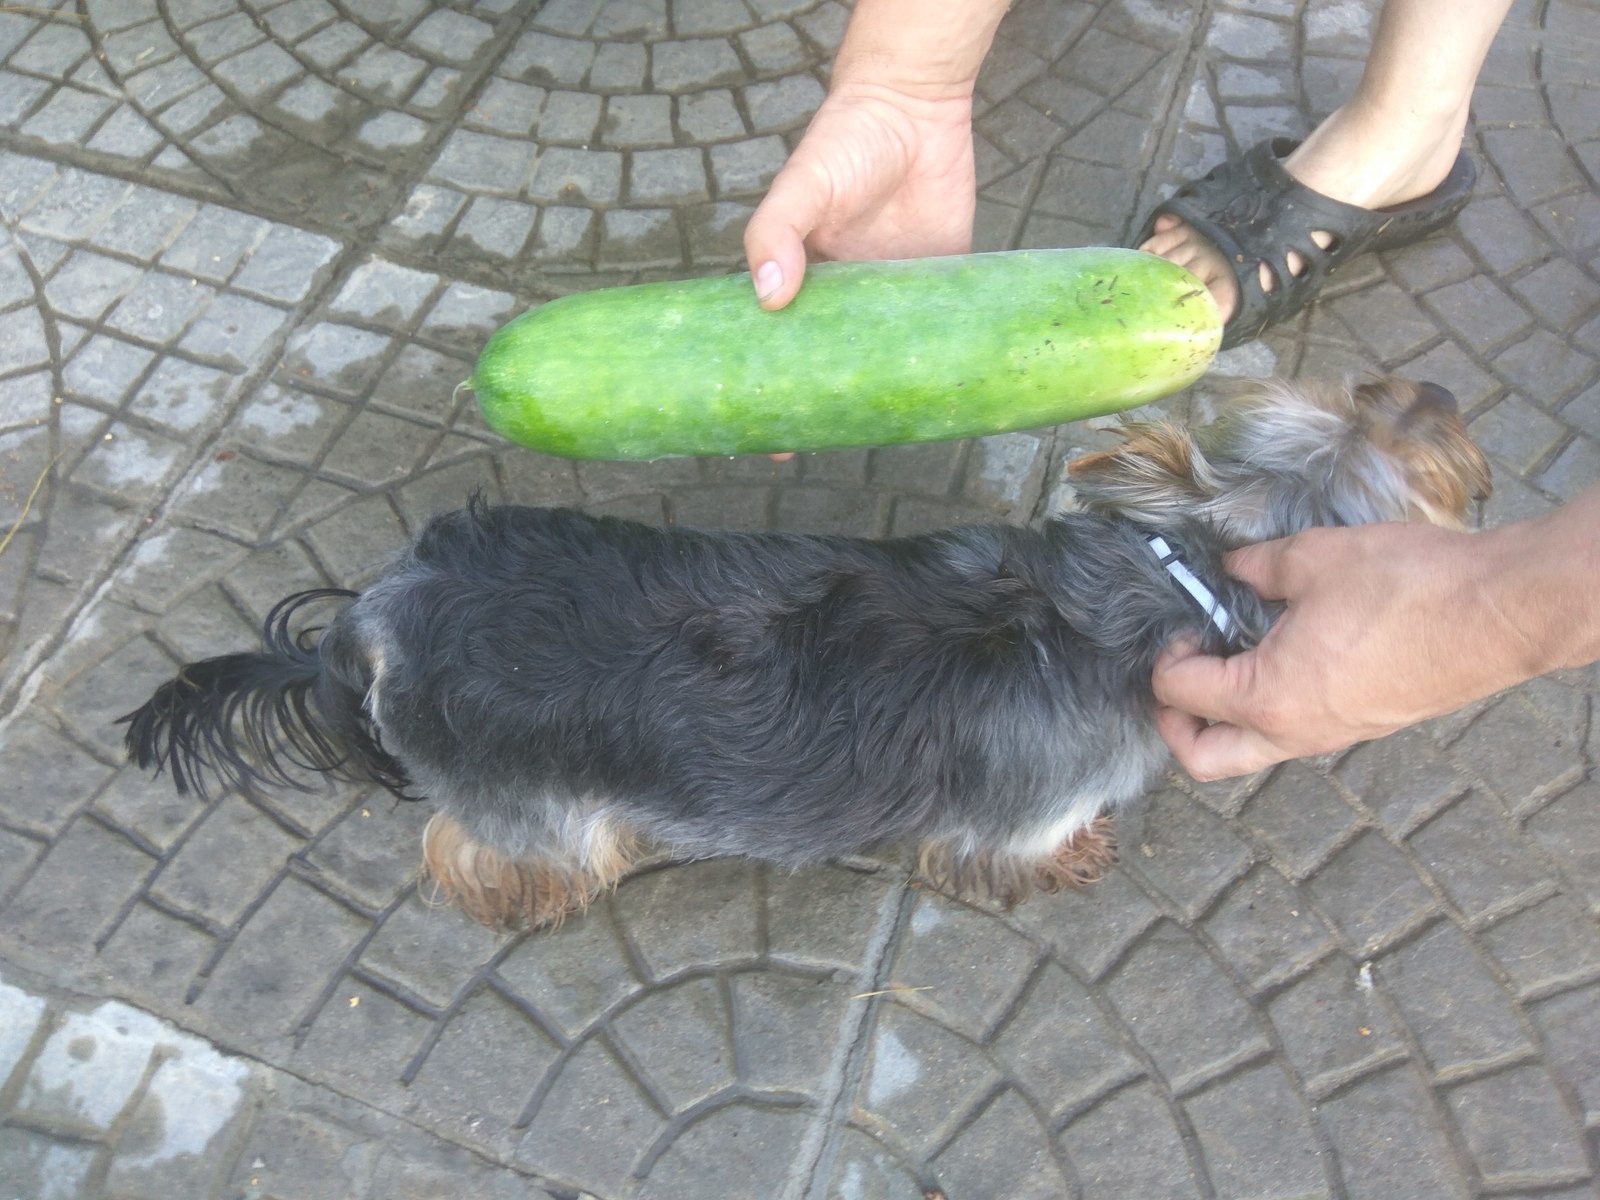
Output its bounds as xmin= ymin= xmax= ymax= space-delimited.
xmin=1353 ymin=378 xmax=1494 ymax=525
xmin=1066 ymin=421 xmax=1213 ymax=524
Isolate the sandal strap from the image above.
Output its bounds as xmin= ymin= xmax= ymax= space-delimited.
xmin=1138 ymin=138 xmax=1475 ymax=347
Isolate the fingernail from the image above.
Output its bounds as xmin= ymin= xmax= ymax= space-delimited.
xmin=754 ymin=260 xmax=783 ymax=302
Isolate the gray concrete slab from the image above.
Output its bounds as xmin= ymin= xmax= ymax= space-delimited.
xmin=0 ymin=0 xmax=1596 ymax=1197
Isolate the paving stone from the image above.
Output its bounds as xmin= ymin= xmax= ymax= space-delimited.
xmin=1529 ymin=982 xmax=1600 ymax=1123
xmin=651 ymin=38 xmax=743 ymax=92
xmin=1265 ymin=954 xmax=1405 ymax=1094
xmin=1495 ymin=330 xmax=1598 ymax=406
xmin=629 ymin=146 xmax=708 ymax=203
xmin=888 ymin=894 xmax=1037 ymax=1038
xmin=708 ymin=134 xmax=788 ymax=195
xmin=858 ymin=1002 xmax=1000 ymax=1156
xmin=1236 ymin=763 xmax=1361 ymax=880
xmin=1185 ymin=1063 xmax=1327 ymax=1197
xmin=43 ymin=249 xmax=142 ymax=322
xmin=743 ymin=73 xmax=824 ymax=134
xmin=770 ymin=485 xmax=886 ymax=535
xmin=1001 ymin=863 xmax=1162 ymax=981
xmin=230 ymin=225 xmax=340 ymax=303
xmin=1104 ymin=922 xmax=1269 ymax=1093
xmin=1512 ymin=258 xmax=1599 ymax=332
xmin=195 ymin=876 xmax=369 ymax=1047
xmin=765 ymin=863 xmax=892 ymax=972
xmin=0 ymin=974 xmax=48 ymax=1089
xmin=1536 ymin=434 xmax=1600 ymax=502
xmin=1201 ymin=865 xmax=1335 ymax=994
xmin=516 ymin=1038 xmax=662 ymax=1193
xmin=1406 ymin=791 xmax=1551 ymax=920
xmin=454 ymin=196 xmax=538 ymax=260
xmin=1318 ymin=1065 xmax=1471 ymax=1200
xmin=0 ymin=1128 xmax=97 ymax=1200
xmin=1524 ymin=778 xmax=1600 ymax=912
xmin=106 ymin=1034 xmax=252 ymax=1198
xmin=494 ymin=906 xmax=642 ymax=1040
xmin=368 ymin=1135 xmax=558 ymax=1200
xmin=1444 ymin=1063 xmax=1590 ymax=1187
xmin=1454 ymin=193 xmax=1551 ymax=278
xmin=735 ymin=970 xmax=852 ymax=1095
xmin=407 ymin=984 xmax=562 ymax=1149
xmin=823 ymin=1128 xmax=926 ymax=1200
xmin=2 ymin=817 xmax=154 ymax=959
xmin=1481 ymin=889 xmax=1600 ymax=998
xmin=529 ymin=145 xmax=622 ymax=203
xmin=1424 ymin=274 xmax=1532 ymax=352
xmin=636 ymin=1103 xmax=808 ymax=1200
xmin=16 ymin=1001 xmax=165 ymax=1132
xmin=1119 ymin=786 xmax=1253 ymax=920
xmin=150 ymin=794 xmax=300 ymax=926
xmin=535 ymin=88 xmax=601 ymax=144
xmin=1454 ymin=697 xmax=1586 ymax=810
xmin=1058 ymin=1081 xmax=1201 ymax=1198
xmin=989 ymin=960 xmax=1141 ymax=1121
xmin=931 ymin=1088 xmax=1068 ymax=1200
xmin=1306 ymin=831 xmax=1437 ymax=956
xmin=291 ymin=976 xmax=432 ymax=1103
xmin=677 ymin=87 xmax=744 ymax=141
xmin=1380 ymin=921 xmax=1531 ymax=1074
xmin=61 ymin=329 xmax=157 ymax=412
xmin=610 ymin=860 xmax=762 ymax=981
xmin=590 ymin=40 xmax=647 ymax=89
xmin=601 ymin=92 xmax=671 ymax=149
xmin=1470 ymin=396 xmax=1569 ymax=476
xmin=359 ymin=894 xmax=505 ymax=1009
xmin=93 ymin=900 xmax=217 ymax=1013
xmin=407 ymin=9 xmax=494 ymax=65
xmin=225 ymin=1105 xmax=365 ymax=1200
xmin=0 ymin=716 xmax=112 ymax=834
xmin=609 ymin=974 xmax=733 ymax=1110
xmin=327 ymin=258 xmax=438 ymax=329
xmin=502 ymin=30 xmax=595 ymax=87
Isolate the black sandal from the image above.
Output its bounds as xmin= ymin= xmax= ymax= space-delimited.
xmin=1134 ymin=137 xmax=1477 ymax=349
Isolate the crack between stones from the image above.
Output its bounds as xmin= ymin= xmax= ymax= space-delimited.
xmin=787 ymin=876 xmax=918 ymax=1200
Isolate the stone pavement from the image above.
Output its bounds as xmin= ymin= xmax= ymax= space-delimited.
xmin=0 ymin=0 xmax=1596 ymax=1196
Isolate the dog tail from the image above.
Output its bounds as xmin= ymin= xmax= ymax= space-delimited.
xmin=120 ymin=589 xmax=411 ymax=799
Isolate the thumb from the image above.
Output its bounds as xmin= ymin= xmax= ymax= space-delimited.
xmin=1221 ymin=535 xmax=1297 ymax=602
xmin=1151 ymin=644 xmax=1247 ymax=725
xmin=744 ymin=164 xmax=823 ymax=311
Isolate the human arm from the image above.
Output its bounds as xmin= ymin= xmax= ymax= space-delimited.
xmin=1153 ymin=482 xmax=1600 ymax=780
xmin=743 ymin=0 xmax=1011 ymax=310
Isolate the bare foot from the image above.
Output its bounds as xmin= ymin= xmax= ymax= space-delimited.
xmin=1139 ymin=100 xmax=1471 ymax=326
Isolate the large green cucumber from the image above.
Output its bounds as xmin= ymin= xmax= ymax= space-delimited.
xmin=471 ymin=248 xmax=1220 ymax=460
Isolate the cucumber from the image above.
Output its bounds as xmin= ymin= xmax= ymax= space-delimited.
xmin=470 ymin=248 xmax=1220 ymax=460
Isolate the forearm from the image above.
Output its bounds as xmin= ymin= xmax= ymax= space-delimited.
xmin=831 ymin=0 xmax=1012 ymax=97
xmin=1478 ymin=481 xmax=1600 ymax=676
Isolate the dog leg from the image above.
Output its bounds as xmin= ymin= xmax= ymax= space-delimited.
xmin=915 ymin=844 xmax=1035 ymax=911
xmin=420 ymin=813 xmax=641 ymax=931
xmin=1033 ymin=816 xmax=1119 ymax=893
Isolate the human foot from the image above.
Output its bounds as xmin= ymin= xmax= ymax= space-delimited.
xmin=1138 ymin=104 xmax=1472 ymax=336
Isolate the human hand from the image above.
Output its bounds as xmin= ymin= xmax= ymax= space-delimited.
xmin=743 ymin=82 xmax=978 ymax=311
xmin=1151 ymin=522 xmax=1538 ymax=780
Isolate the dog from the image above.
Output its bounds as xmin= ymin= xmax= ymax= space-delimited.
xmin=121 ymin=377 xmax=1490 ymax=929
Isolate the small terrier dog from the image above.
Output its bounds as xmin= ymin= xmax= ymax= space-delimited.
xmin=123 ymin=377 xmax=1489 ymax=929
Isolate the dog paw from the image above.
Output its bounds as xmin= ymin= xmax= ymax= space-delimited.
xmin=1033 ymin=817 xmax=1119 ymax=893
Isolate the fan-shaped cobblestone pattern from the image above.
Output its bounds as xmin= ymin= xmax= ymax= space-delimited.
xmin=0 ymin=0 xmax=1598 ymax=1195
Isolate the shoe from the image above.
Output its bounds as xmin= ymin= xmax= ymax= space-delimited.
xmin=1134 ymin=137 xmax=1477 ymax=349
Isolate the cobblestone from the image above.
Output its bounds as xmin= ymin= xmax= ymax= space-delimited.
xmin=0 ymin=0 xmax=1593 ymax=1194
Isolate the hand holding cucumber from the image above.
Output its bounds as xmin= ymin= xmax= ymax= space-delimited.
xmin=743 ymin=84 xmax=978 ymax=313
xmin=744 ymin=0 xmax=1010 ymax=312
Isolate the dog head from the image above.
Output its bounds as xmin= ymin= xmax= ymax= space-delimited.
xmin=1065 ymin=376 xmax=1492 ymax=545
